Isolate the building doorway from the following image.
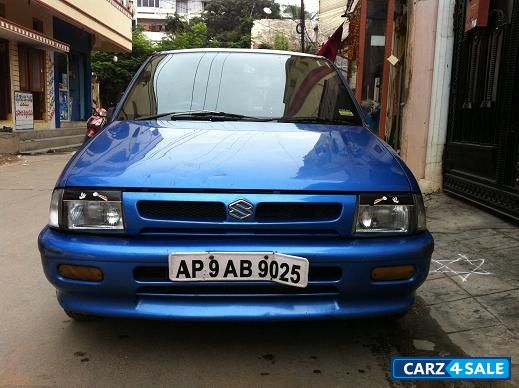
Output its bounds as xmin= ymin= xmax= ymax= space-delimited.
xmin=56 ymin=53 xmax=70 ymax=122
xmin=444 ymin=0 xmax=519 ymax=219
xmin=0 ymin=39 xmax=11 ymax=120
xmin=68 ymin=53 xmax=87 ymax=121
xmin=18 ymin=45 xmax=45 ymax=120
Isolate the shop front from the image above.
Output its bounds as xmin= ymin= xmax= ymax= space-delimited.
xmin=0 ymin=0 xmax=131 ymax=153
xmin=53 ymin=18 xmax=92 ymax=128
xmin=0 ymin=14 xmax=70 ymax=132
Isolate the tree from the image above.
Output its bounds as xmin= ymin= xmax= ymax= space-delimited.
xmin=203 ymin=0 xmax=282 ymax=48
xmin=91 ymin=0 xmax=285 ymax=106
xmin=158 ymin=22 xmax=209 ymax=51
xmin=91 ymin=28 xmax=155 ymax=107
xmin=272 ymin=32 xmax=289 ymax=51
xmin=283 ymin=5 xmax=312 ymax=20
xmin=164 ymin=13 xmax=189 ymax=35
xmin=164 ymin=14 xmax=205 ymax=36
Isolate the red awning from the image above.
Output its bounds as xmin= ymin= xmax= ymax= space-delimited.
xmin=0 ymin=17 xmax=69 ymax=52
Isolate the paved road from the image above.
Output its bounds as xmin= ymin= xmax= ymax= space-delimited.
xmin=0 ymin=153 xmax=516 ymax=387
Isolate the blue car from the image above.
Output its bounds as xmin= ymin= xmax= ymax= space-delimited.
xmin=39 ymin=49 xmax=433 ymax=321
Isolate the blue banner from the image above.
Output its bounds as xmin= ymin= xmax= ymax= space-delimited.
xmin=391 ymin=357 xmax=511 ymax=380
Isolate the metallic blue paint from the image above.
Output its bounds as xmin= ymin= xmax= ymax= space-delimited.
xmin=39 ymin=121 xmax=433 ymax=320
xmin=122 ymin=192 xmax=357 ymax=236
xmin=40 ymin=56 xmax=433 ymax=320
xmin=39 ymin=227 xmax=433 ymax=320
xmin=58 ymin=121 xmax=414 ymax=193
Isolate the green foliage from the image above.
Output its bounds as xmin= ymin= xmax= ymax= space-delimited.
xmin=203 ymin=0 xmax=281 ymax=48
xmin=283 ymin=5 xmax=312 ymax=20
xmin=157 ymin=22 xmax=209 ymax=51
xmin=258 ymin=42 xmax=273 ymax=49
xmin=91 ymin=29 xmax=155 ymax=107
xmin=272 ymin=32 xmax=289 ymax=51
xmin=91 ymin=0 xmax=285 ymax=105
xmin=164 ymin=13 xmax=189 ymax=35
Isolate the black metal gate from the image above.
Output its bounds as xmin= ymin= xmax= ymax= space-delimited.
xmin=443 ymin=0 xmax=519 ymax=219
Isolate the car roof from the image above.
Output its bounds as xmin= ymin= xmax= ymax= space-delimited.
xmin=157 ymin=48 xmax=325 ymax=59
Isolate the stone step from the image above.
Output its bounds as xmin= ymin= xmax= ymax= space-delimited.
xmin=17 ymin=126 xmax=85 ymax=141
xmin=19 ymin=143 xmax=83 ymax=155
xmin=62 ymin=121 xmax=87 ymax=129
xmin=19 ymin=134 xmax=85 ymax=152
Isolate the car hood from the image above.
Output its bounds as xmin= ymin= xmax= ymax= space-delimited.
xmin=60 ymin=120 xmax=414 ymax=192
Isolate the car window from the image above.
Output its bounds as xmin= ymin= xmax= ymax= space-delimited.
xmin=117 ymin=52 xmax=361 ymax=123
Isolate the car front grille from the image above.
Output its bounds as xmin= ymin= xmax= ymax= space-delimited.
xmin=136 ymin=285 xmax=340 ymax=296
xmin=134 ymin=266 xmax=342 ymax=282
xmin=134 ymin=266 xmax=342 ymax=297
xmin=136 ymin=200 xmax=342 ymax=223
xmin=126 ymin=193 xmax=355 ymax=237
xmin=255 ymin=203 xmax=342 ymax=222
xmin=138 ymin=201 xmax=226 ymax=222
xmin=138 ymin=228 xmax=341 ymax=237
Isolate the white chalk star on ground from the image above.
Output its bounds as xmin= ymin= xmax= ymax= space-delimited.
xmin=431 ymin=254 xmax=493 ymax=282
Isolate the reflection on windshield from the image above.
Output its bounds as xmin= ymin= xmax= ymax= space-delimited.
xmin=117 ymin=52 xmax=361 ymax=124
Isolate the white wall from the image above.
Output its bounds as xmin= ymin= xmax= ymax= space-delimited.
xmin=136 ymin=0 xmax=208 ymax=20
xmin=420 ymin=0 xmax=455 ymax=192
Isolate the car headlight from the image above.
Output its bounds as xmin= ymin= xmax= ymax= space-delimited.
xmin=49 ymin=189 xmax=124 ymax=231
xmin=354 ymin=193 xmax=426 ymax=235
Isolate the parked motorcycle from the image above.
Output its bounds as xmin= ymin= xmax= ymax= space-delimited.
xmin=84 ymin=107 xmax=108 ymax=143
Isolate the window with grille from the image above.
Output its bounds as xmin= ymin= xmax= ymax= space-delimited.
xmin=137 ymin=0 xmax=160 ymax=7
xmin=176 ymin=0 xmax=188 ymax=13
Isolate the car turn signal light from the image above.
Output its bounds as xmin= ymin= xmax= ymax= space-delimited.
xmin=58 ymin=264 xmax=104 ymax=282
xmin=371 ymin=265 xmax=415 ymax=281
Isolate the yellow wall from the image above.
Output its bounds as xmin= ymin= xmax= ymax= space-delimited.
xmin=2 ymin=0 xmax=132 ymax=52
xmin=38 ymin=0 xmax=132 ymax=52
xmin=0 ymin=0 xmax=132 ymax=130
xmin=1 ymin=0 xmax=60 ymax=129
xmin=2 ymin=0 xmax=54 ymax=36
xmin=0 ymin=21 xmax=54 ymax=129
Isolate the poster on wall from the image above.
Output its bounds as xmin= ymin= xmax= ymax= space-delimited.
xmin=59 ymin=90 xmax=69 ymax=121
xmin=15 ymin=92 xmax=34 ymax=131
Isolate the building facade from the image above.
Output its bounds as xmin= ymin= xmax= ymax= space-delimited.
xmin=135 ymin=0 xmax=209 ymax=42
xmin=442 ymin=0 xmax=519 ymax=218
xmin=0 ymin=0 xmax=132 ymax=135
xmin=319 ymin=0 xmax=519 ymax=219
xmin=319 ymin=0 xmax=443 ymax=188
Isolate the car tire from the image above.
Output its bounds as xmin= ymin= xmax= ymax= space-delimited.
xmin=384 ymin=310 xmax=409 ymax=321
xmin=64 ymin=310 xmax=97 ymax=322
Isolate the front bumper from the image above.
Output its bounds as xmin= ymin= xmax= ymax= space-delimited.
xmin=38 ymin=227 xmax=434 ymax=320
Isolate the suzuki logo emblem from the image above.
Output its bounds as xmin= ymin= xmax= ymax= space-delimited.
xmin=228 ymin=199 xmax=254 ymax=220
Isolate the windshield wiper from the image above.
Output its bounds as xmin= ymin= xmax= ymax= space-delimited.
xmin=134 ymin=110 xmax=274 ymax=122
xmin=276 ymin=116 xmax=360 ymax=125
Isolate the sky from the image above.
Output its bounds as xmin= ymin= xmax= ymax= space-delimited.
xmin=276 ymin=0 xmax=319 ymax=15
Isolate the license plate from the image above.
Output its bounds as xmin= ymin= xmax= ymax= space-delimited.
xmin=169 ymin=252 xmax=309 ymax=288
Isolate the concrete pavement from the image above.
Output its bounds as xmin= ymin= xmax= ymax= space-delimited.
xmin=0 ymin=153 xmax=517 ymax=387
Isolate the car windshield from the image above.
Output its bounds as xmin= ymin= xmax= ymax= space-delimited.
xmin=116 ymin=51 xmax=362 ymax=124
